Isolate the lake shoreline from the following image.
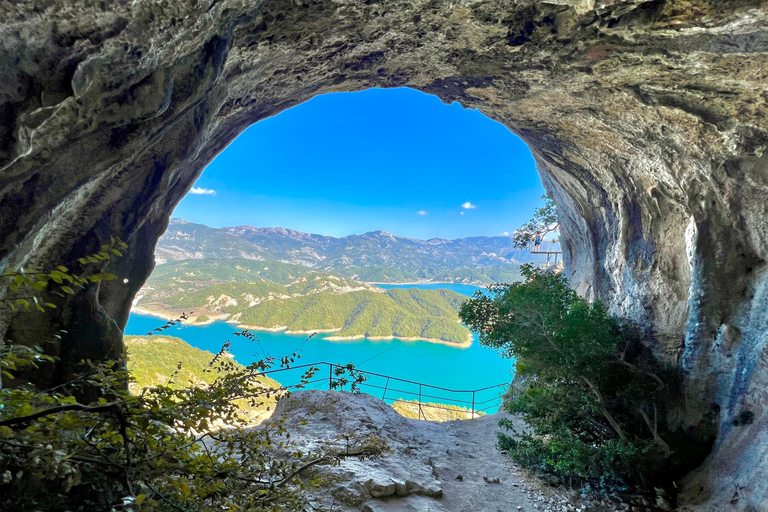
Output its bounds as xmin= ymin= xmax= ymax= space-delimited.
xmin=366 ymin=280 xmax=487 ymax=287
xmin=131 ymin=306 xmax=473 ymax=348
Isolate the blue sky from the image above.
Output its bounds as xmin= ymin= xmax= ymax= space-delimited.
xmin=175 ymin=87 xmax=544 ymax=239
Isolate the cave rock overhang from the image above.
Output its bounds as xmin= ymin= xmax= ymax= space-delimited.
xmin=2 ymin=0 xmax=768 ymax=509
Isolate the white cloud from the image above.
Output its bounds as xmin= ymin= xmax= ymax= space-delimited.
xmin=418 ymin=210 xmax=428 ymax=216
xmin=461 ymin=202 xmax=477 ymax=209
xmin=502 ymin=232 xmax=509 ymax=236
xmin=460 ymin=212 xmax=465 ymax=215
xmin=190 ymin=187 xmax=216 ymax=196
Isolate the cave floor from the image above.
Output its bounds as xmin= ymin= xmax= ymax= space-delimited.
xmin=265 ymin=390 xmax=631 ymax=512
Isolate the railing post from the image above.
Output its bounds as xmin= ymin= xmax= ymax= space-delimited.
xmin=382 ymin=377 xmax=390 ymax=401
xmin=328 ymin=363 xmax=333 ymax=390
xmin=418 ymin=384 xmax=423 ymax=420
xmin=472 ymin=391 xmax=476 ymax=419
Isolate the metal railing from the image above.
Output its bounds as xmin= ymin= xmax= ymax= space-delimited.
xmin=255 ymin=362 xmax=510 ymax=421
xmin=530 ymin=240 xmax=562 ymax=265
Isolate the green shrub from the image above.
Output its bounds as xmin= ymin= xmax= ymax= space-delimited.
xmin=0 ymin=336 xmax=385 ymax=510
xmin=195 ymin=314 xmax=210 ymax=323
xmin=460 ymin=264 xmax=689 ymax=492
xmin=0 ymin=245 xmax=385 ymax=511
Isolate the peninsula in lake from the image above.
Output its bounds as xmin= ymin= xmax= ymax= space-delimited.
xmin=134 ymin=220 xmax=536 ymax=345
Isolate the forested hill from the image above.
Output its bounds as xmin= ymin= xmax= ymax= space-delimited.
xmin=155 ymin=219 xmax=540 ymax=284
xmin=134 ymin=259 xmax=472 ymax=344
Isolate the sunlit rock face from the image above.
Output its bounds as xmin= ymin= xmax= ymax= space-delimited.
xmin=1 ymin=0 xmax=767 ymax=507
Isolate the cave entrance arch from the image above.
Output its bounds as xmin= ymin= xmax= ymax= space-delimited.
xmin=2 ymin=0 xmax=768 ymax=508
xmin=129 ymin=86 xmax=545 ymax=411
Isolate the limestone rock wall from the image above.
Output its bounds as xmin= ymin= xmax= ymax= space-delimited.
xmin=1 ymin=0 xmax=768 ymax=508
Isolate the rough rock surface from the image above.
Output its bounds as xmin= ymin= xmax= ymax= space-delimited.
xmin=264 ymin=390 xmax=545 ymax=512
xmin=1 ymin=0 xmax=768 ymax=508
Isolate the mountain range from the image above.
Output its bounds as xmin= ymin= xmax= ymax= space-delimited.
xmin=156 ymin=219 xmax=543 ymax=277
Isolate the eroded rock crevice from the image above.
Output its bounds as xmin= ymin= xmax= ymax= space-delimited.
xmin=2 ymin=0 xmax=768 ymax=508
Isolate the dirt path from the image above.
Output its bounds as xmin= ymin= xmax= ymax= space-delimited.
xmin=411 ymin=409 xmax=552 ymax=512
xmin=265 ymin=390 xmax=576 ymax=512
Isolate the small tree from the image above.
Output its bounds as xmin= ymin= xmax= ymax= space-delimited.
xmin=329 ymin=362 xmax=367 ymax=394
xmin=460 ymin=265 xmax=683 ymax=491
xmin=0 ymin=242 xmax=386 ymax=510
xmin=513 ymin=193 xmax=559 ymax=249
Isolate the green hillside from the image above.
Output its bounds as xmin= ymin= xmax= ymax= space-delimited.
xmin=135 ymin=258 xmax=475 ymax=344
xmin=236 ymin=288 xmax=470 ymax=344
xmin=137 ymin=258 xmax=373 ymax=307
xmin=125 ymin=335 xmax=281 ymax=424
xmin=391 ymin=400 xmax=487 ymax=421
xmin=147 ymin=258 xmax=316 ymax=286
xmin=335 ymin=265 xmax=522 ymax=284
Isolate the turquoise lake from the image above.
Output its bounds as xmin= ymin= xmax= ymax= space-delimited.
xmin=125 ymin=283 xmax=512 ymax=412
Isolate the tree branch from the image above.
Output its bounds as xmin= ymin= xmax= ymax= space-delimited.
xmin=275 ymin=448 xmax=374 ymax=488
xmin=0 ymin=402 xmax=119 ymax=428
xmin=616 ymin=358 xmax=665 ymax=391
xmin=579 ymin=375 xmax=626 ymax=440
xmin=144 ymin=481 xmax=188 ymax=512
xmin=638 ymin=403 xmax=671 ymax=456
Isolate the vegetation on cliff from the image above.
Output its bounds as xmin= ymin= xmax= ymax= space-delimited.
xmin=2 ymin=327 xmax=384 ymax=510
xmin=125 ymin=335 xmax=281 ymax=423
xmin=512 ymin=193 xmax=559 ymax=249
xmin=0 ymin=244 xmax=387 ymax=510
xmin=460 ymin=264 xmax=705 ymax=493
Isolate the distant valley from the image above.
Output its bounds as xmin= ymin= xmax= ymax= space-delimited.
xmin=155 ymin=218 xmax=541 ymax=284
xmin=135 ymin=220 xmax=537 ymax=345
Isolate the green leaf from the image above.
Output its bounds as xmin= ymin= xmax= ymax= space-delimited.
xmin=111 ymin=249 xmax=123 ymax=257
xmin=13 ymin=275 xmax=23 ymax=286
xmin=61 ymin=286 xmax=74 ymax=294
xmin=57 ymin=266 xmax=68 ymax=273
xmin=32 ymin=281 xmax=46 ymax=291
xmin=87 ymin=256 xmax=99 ymax=264
xmin=16 ymin=299 xmax=29 ymax=310
xmin=78 ymin=257 xmax=89 ymax=264
xmin=44 ymin=303 xmax=56 ymax=309
xmin=36 ymin=303 xmax=45 ymax=312
xmin=134 ymin=494 xmax=147 ymax=505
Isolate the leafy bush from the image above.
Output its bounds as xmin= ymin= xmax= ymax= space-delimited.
xmin=0 ymin=245 xmax=385 ymax=511
xmin=460 ymin=264 xmax=690 ymax=492
xmin=0 ymin=334 xmax=389 ymax=510
xmin=195 ymin=315 xmax=210 ymax=323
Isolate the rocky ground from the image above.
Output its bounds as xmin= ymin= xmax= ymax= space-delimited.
xmin=262 ymin=390 xmax=671 ymax=512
